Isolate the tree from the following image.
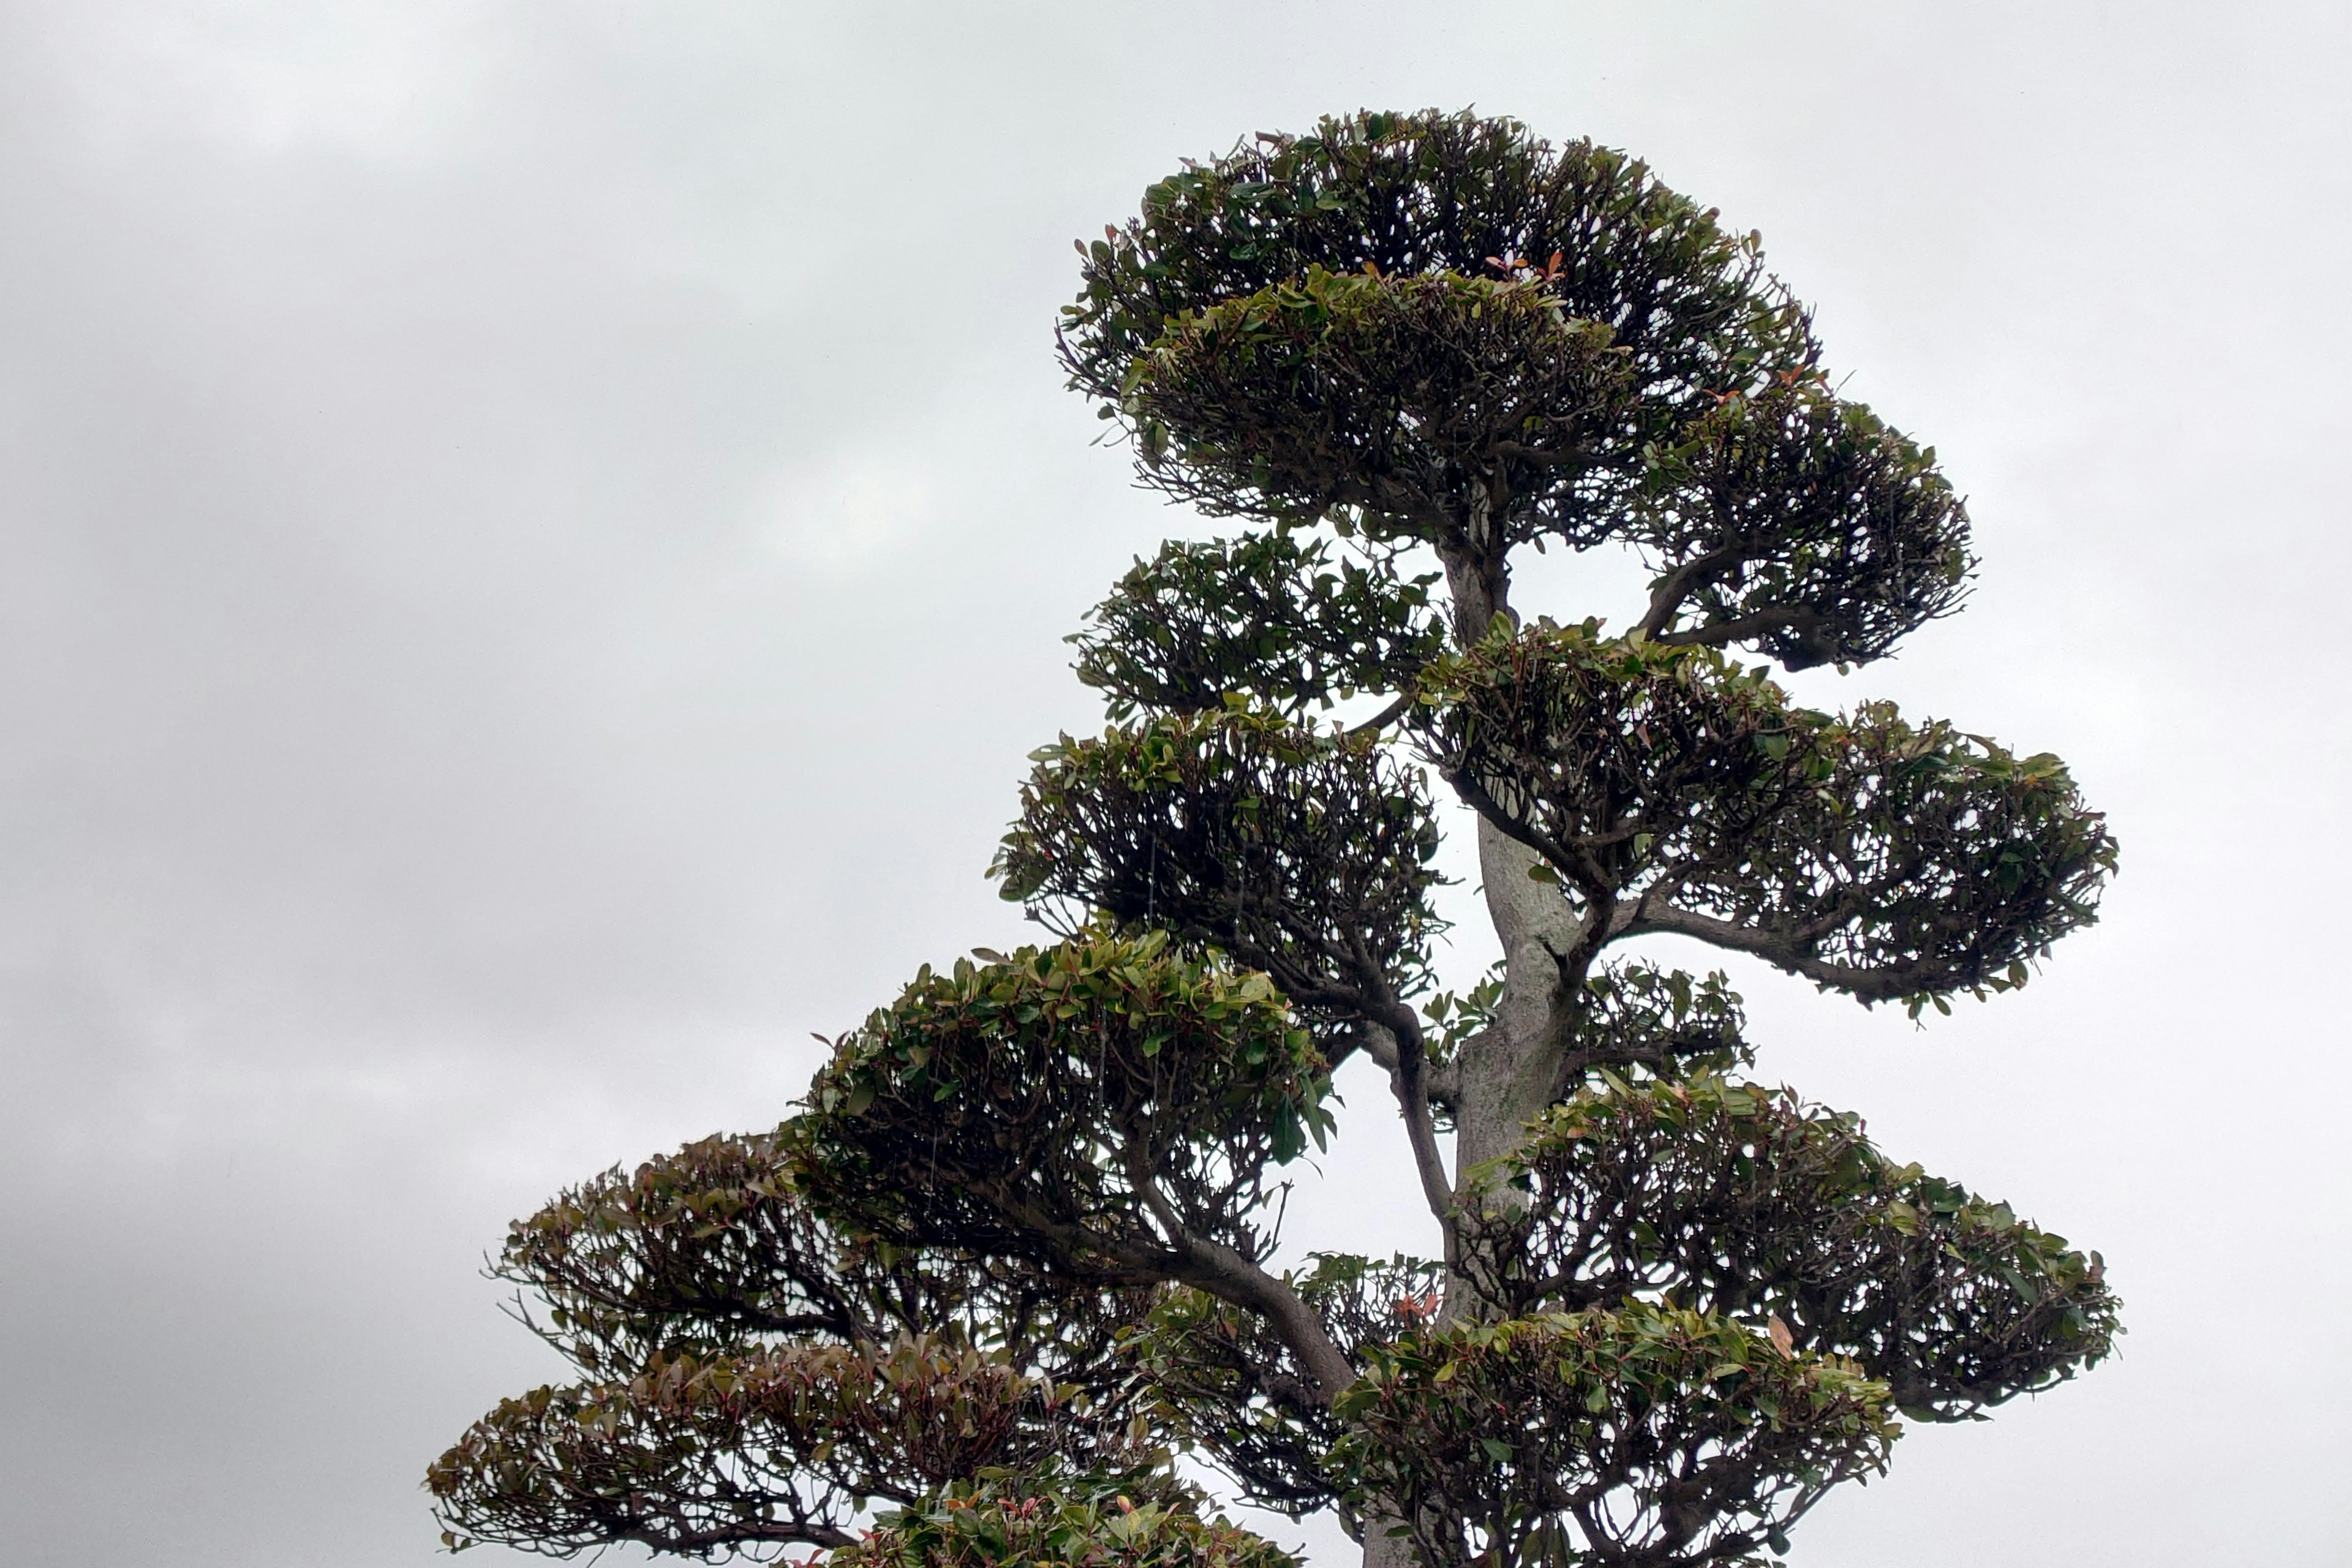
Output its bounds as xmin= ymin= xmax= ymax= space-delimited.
xmin=428 ymin=110 xmax=2120 ymax=1568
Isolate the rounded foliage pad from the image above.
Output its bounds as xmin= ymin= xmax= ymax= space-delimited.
xmin=799 ymin=932 xmax=1335 ymax=1281
xmin=1464 ymin=1075 xmax=2120 ymax=1420
xmin=834 ymin=1469 xmax=1301 ymax=1568
xmin=1332 ymin=1306 xmax=1898 ymax=1568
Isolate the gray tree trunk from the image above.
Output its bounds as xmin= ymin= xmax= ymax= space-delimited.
xmin=1360 ymin=1518 xmax=1423 ymax=1568
xmin=1453 ymin=819 xmax=1582 ymax=1185
xmin=1358 ymin=523 xmax=1593 ymax=1564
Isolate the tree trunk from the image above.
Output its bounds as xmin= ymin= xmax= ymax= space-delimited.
xmin=1453 ymin=818 xmax=1583 ymax=1185
xmin=1366 ymin=507 xmax=1586 ymax=1561
xmin=1360 ymin=1516 xmax=1422 ymax=1568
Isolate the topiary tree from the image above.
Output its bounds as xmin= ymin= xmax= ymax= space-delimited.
xmin=429 ymin=110 xmax=2120 ymax=1568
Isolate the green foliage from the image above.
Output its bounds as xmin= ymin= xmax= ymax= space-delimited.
xmin=1330 ymin=1306 xmax=1898 ymax=1568
xmin=1567 ymin=962 xmax=1751 ymax=1078
xmin=994 ymin=709 xmax=1445 ymax=1039
xmin=797 ymin=932 xmax=1334 ymax=1280
xmin=1419 ymin=621 xmax=2117 ymax=1001
xmin=1128 ymin=1254 xmax=1450 ymax=1514
xmin=1463 ymin=1076 xmax=2119 ymax=1420
xmin=427 ymin=1337 xmax=1128 ymax=1559
xmin=1636 ymin=376 xmax=1973 ymax=669
xmin=1072 ymin=532 xmax=1447 ymax=720
xmin=1414 ymin=964 xmax=1506 ymax=1068
xmin=1424 ymin=960 xmax=1752 ymax=1083
xmin=490 ymin=1128 xmax=1149 ymax=1391
xmin=1063 ymin=108 xmax=1815 ymax=529
xmin=835 ymin=1468 xmax=1299 ymax=1568
xmin=494 ymin=1128 xmax=853 ymax=1375
xmin=429 ymin=1134 xmax=1162 ymax=1558
xmin=1063 ymin=109 xmax=1971 ymax=670
xmin=1118 ymin=265 xmax=1634 ymax=535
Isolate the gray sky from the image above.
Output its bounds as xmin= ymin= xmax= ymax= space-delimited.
xmin=1 ymin=3 xmax=2345 ymax=1564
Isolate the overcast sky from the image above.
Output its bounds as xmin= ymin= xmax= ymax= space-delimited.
xmin=1 ymin=4 xmax=2345 ymax=1565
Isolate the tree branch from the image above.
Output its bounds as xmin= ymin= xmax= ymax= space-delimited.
xmin=1122 ymin=1152 xmax=1359 ymax=1402
xmin=1361 ymin=1016 xmax=1459 ymax=1267
xmin=1348 ymin=690 xmax=1419 ymax=736
xmin=1442 ymin=769 xmax=1585 ymax=889
xmin=1636 ymin=541 xmax=1748 ymax=639
xmin=1622 ymin=900 xmax=1934 ymax=1003
xmin=1653 ymin=603 xmax=1840 ymax=670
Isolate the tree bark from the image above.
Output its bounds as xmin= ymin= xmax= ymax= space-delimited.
xmin=1433 ymin=522 xmax=1589 ymax=1305
xmin=1360 ymin=1517 xmax=1422 ymax=1568
xmin=1452 ymin=818 xmax=1585 ymax=1189
xmin=1355 ymin=520 xmax=1590 ymax=1568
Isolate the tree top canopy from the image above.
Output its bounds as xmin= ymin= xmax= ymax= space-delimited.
xmin=1063 ymin=109 xmax=1974 ymax=668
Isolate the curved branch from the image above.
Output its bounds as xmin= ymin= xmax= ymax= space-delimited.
xmin=1360 ymin=1017 xmax=1458 ymax=1267
xmin=1123 ymin=1152 xmax=1358 ymax=1403
xmin=1624 ymin=900 xmax=1937 ymax=1003
xmin=1348 ymin=690 xmax=1419 ymax=736
xmin=1635 ymin=542 xmax=1747 ymax=638
xmin=1441 ymin=769 xmax=1587 ymax=895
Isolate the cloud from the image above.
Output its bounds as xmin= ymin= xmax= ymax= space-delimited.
xmin=0 ymin=4 xmax=2345 ymax=1566
xmin=61 ymin=0 xmax=496 ymax=162
xmin=757 ymin=451 xmax=940 ymax=575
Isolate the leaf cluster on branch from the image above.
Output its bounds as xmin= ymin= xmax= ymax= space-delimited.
xmin=428 ymin=1131 xmax=1159 ymax=1558
xmin=428 ymin=1337 xmax=1099 ymax=1558
xmin=1062 ymin=110 xmax=1971 ymax=665
xmin=1330 ymin=1307 xmax=1898 ymax=1568
xmin=797 ymin=932 xmax=1333 ymax=1281
xmin=1119 ymin=265 xmax=1636 ymax=538
xmin=1460 ymin=1076 xmax=2118 ymax=1420
xmin=1632 ymin=380 xmax=1971 ymax=668
xmin=492 ymin=1131 xmax=1140 ymax=1388
xmin=994 ymin=710 xmax=1446 ymax=1046
xmin=832 ymin=1468 xmax=1301 ymax=1568
xmin=1061 ymin=112 xmax=1816 ymax=519
xmin=1071 ymin=532 xmax=1448 ymax=721
xmin=1417 ymin=622 xmax=2117 ymax=1005
xmin=1130 ymin=1254 xmax=1453 ymax=1515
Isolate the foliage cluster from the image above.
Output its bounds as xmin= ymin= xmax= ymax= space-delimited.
xmin=833 ymin=1469 xmax=1300 ymax=1568
xmin=797 ymin=932 xmax=1334 ymax=1276
xmin=1071 ymin=533 xmax=1447 ymax=720
xmin=1419 ymin=622 xmax=2117 ymax=1005
xmin=995 ymin=711 xmax=1446 ymax=1044
xmin=1464 ymin=1077 xmax=2117 ymax=1419
xmin=1331 ymin=1307 xmax=1898 ymax=1568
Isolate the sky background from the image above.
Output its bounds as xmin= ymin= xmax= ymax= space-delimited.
xmin=1 ymin=3 xmax=2345 ymax=1564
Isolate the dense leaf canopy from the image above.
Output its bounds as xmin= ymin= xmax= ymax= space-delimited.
xmin=995 ymin=710 xmax=1446 ymax=1042
xmin=1631 ymin=379 xmax=1972 ymax=668
xmin=428 ymin=1338 xmax=1118 ymax=1559
xmin=796 ymin=932 xmax=1334 ymax=1285
xmin=831 ymin=1469 xmax=1299 ymax=1568
xmin=428 ymin=1134 xmax=1159 ymax=1558
xmin=1132 ymin=1254 xmax=1452 ymax=1515
xmin=491 ymin=1130 xmax=1143 ymax=1387
xmin=1118 ymin=265 xmax=1635 ymax=538
xmin=1072 ymin=534 xmax=1448 ymax=720
xmin=1419 ymin=623 xmax=2116 ymax=1003
xmin=1330 ymin=1307 xmax=1897 ymax=1568
xmin=1461 ymin=1076 xmax=2118 ymax=1419
xmin=1063 ymin=110 xmax=1972 ymax=668
xmin=1062 ymin=110 xmax=1817 ymax=541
